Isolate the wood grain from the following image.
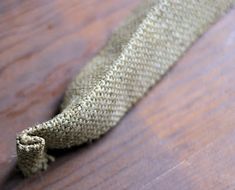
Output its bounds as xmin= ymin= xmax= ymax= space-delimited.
xmin=0 ymin=0 xmax=235 ymax=189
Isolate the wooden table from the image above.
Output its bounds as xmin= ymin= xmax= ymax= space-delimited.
xmin=0 ymin=1 xmax=235 ymax=189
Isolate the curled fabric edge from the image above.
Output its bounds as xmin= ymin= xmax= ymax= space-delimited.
xmin=16 ymin=0 xmax=235 ymax=176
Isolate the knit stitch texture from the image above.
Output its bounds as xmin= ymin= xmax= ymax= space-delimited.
xmin=16 ymin=0 xmax=235 ymax=176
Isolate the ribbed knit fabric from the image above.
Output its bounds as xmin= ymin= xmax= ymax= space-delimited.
xmin=16 ymin=0 xmax=235 ymax=176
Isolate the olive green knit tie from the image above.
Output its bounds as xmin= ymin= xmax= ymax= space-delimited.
xmin=16 ymin=0 xmax=235 ymax=176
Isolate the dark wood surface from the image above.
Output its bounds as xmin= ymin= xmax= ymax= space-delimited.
xmin=0 ymin=0 xmax=235 ymax=189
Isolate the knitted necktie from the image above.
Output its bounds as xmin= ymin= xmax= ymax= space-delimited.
xmin=16 ymin=0 xmax=235 ymax=176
